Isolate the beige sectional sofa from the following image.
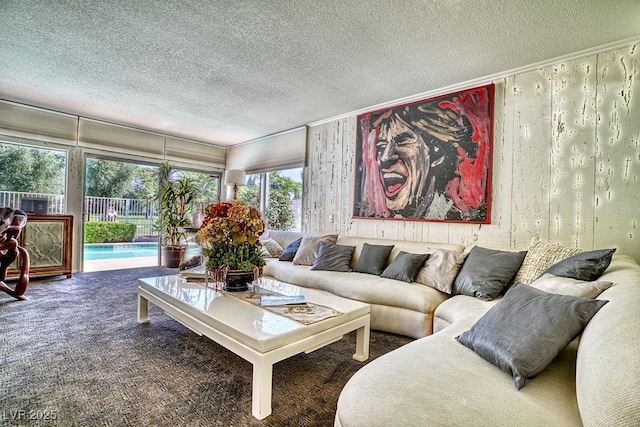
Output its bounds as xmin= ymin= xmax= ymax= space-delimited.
xmin=260 ymin=230 xmax=640 ymax=426
xmin=335 ymin=255 xmax=640 ymax=426
xmin=261 ymin=229 xmax=464 ymax=339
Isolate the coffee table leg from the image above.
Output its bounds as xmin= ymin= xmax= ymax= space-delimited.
xmin=353 ymin=323 xmax=370 ymax=362
xmin=252 ymin=359 xmax=273 ymax=419
xmin=137 ymin=293 xmax=149 ymax=323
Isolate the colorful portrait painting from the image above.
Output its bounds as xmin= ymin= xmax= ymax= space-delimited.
xmin=353 ymin=83 xmax=494 ymax=223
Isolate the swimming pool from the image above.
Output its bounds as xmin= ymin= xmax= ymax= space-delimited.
xmin=84 ymin=243 xmax=202 ymax=261
xmin=84 ymin=243 xmax=160 ymax=260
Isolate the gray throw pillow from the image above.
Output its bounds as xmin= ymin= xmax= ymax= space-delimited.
xmin=311 ymin=241 xmax=356 ymax=272
xmin=278 ymin=237 xmax=302 ymax=261
xmin=380 ymin=251 xmax=429 ymax=283
xmin=543 ymin=248 xmax=616 ymax=281
xmin=453 ymin=246 xmax=527 ymax=301
xmin=456 ymin=284 xmax=608 ymax=389
xmin=354 ymin=243 xmax=394 ymax=275
xmin=292 ymin=234 xmax=338 ymax=266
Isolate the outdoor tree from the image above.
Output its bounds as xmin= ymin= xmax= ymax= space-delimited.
xmin=85 ymin=158 xmax=141 ymax=198
xmin=238 ymin=174 xmax=261 ymax=208
xmin=0 ymin=143 xmax=65 ymax=193
xmin=264 ymin=171 xmax=302 ymax=231
xmin=185 ymin=171 xmax=220 ymax=205
xmin=238 ymin=171 xmax=302 ymax=231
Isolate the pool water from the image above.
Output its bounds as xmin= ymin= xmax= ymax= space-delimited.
xmin=84 ymin=243 xmax=160 ymax=260
xmin=84 ymin=243 xmax=202 ymax=261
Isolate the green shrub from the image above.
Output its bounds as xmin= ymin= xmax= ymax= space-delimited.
xmin=84 ymin=221 xmax=137 ymax=243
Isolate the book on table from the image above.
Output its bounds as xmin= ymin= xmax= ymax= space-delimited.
xmin=259 ymin=295 xmax=307 ymax=307
xmin=178 ymin=266 xmax=207 ymax=281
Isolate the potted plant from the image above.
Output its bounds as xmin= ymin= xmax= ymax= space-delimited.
xmin=155 ymin=162 xmax=199 ymax=268
xmin=196 ymin=200 xmax=266 ymax=291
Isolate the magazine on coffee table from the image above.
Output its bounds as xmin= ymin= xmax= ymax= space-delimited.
xmin=259 ymin=295 xmax=307 ymax=307
xmin=178 ymin=266 xmax=207 ymax=281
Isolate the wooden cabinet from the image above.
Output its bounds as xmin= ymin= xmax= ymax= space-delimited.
xmin=10 ymin=214 xmax=74 ymax=278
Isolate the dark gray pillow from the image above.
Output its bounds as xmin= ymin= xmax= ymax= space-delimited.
xmin=543 ymin=248 xmax=616 ymax=281
xmin=380 ymin=251 xmax=429 ymax=283
xmin=457 ymin=284 xmax=608 ymax=389
xmin=453 ymin=246 xmax=527 ymax=301
xmin=311 ymin=242 xmax=355 ymax=272
xmin=278 ymin=237 xmax=302 ymax=261
xmin=354 ymin=243 xmax=394 ymax=275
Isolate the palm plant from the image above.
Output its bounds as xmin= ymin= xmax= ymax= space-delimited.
xmin=155 ymin=162 xmax=199 ymax=266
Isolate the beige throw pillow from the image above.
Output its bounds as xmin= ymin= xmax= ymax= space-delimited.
xmin=415 ymin=248 xmax=467 ymax=294
xmin=513 ymin=241 xmax=583 ymax=285
xmin=529 ymin=273 xmax=613 ymax=298
xmin=292 ymin=234 xmax=338 ymax=265
xmin=261 ymin=238 xmax=284 ymax=258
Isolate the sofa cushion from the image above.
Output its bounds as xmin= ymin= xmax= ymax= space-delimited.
xmin=576 ymin=255 xmax=640 ymax=426
xmin=278 ymin=237 xmax=302 ymax=261
xmin=513 ymin=241 xmax=584 ymax=285
xmin=354 ymin=243 xmax=394 ymax=275
xmin=263 ymin=259 xmax=448 ymax=315
xmin=310 ymin=242 xmax=355 ymax=272
xmin=336 ymin=236 xmax=465 ymax=270
xmin=336 ymin=315 xmax=583 ymax=427
xmin=530 ymin=273 xmax=613 ymax=298
xmin=293 ymin=234 xmax=338 ymax=265
xmin=453 ymin=246 xmax=526 ymax=301
xmin=544 ymin=248 xmax=616 ymax=281
xmin=415 ymin=248 xmax=466 ymax=294
xmin=457 ymin=284 xmax=608 ymax=390
xmin=261 ymin=238 xmax=284 ymax=258
xmin=381 ymin=251 xmax=429 ymax=283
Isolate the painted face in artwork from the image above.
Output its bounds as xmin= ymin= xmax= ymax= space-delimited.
xmin=375 ymin=114 xmax=431 ymax=217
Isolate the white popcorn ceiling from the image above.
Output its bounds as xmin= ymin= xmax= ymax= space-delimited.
xmin=0 ymin=0 xmax=639 ymax=146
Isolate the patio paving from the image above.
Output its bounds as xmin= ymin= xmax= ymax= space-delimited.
xmin=83 ymin=256 xmax=159 ymax=272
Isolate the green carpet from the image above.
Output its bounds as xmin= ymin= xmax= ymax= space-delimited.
xmin=0 ymin=267 xmax=411 ymax=426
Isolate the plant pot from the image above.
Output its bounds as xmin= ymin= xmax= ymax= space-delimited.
xmin=225 ymin=270 xmax=255 ymax=292
xmin=163 ymin=245 xmax=187 ymax=268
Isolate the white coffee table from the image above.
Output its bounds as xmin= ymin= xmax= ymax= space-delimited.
xmin=137 ymin=276 xmax=370 ymax=420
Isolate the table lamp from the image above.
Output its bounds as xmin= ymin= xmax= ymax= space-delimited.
xmin=225 ymin=169 xmax=246 ymax=200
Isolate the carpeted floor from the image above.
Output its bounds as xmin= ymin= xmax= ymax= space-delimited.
xmin=0 ymin=267 xmax=412 ymax=426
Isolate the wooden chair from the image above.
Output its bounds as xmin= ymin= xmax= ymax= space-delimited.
xmin=0 ymin=208 xmax=30 ymax=300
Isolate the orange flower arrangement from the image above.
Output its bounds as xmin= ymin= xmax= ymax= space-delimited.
xmin=196 ymin=200 xmax=265 ymax=271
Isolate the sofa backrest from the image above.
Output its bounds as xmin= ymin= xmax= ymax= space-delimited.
xmin=261 ymin=230 xmax=305 ymax=250
xmin=336 ymin=236 xmax=465 ymax=268
xmin=261 ymin=230 xmax=465 ymax=267
xmin=575 ymin=254 xmax=640 ymax=426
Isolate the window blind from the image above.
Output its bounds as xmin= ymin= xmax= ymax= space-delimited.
xmin=225 ymin=126 xmax=307 ymax=174
xmin=0 ymin=100 xmax=77 ymax=145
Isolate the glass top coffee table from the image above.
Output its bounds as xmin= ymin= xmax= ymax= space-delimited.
xmin=137 ymin=275 xmax=370 ymax=420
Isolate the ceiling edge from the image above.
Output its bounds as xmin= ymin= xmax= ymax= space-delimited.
xmin=307 ymin=35 xmax=640 ymax=128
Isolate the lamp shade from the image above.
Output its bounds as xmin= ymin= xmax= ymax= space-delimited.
xmin=224 ymin=169 xmax=246 ymax=186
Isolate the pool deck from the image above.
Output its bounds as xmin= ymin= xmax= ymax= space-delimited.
xmin=83 ymin=256 xmax=159 ymax=272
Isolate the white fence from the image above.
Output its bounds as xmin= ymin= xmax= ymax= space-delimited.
xmin=1 ymin=191 xmax=158 ymax=238
xmin=0 ymin=191 xmax=65 ymax=214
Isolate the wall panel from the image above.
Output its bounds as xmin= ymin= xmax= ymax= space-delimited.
xmin=549 ymin=56 xmax=597 ymax=248
xmin=594 ymin=45 xmax=640 ymax=257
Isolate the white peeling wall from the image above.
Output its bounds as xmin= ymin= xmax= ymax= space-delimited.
xmin=303 ymin=45 xmax=639 ymax=261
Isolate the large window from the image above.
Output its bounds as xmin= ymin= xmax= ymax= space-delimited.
xmin=0 ymin=141 xmax=67 ymax=213
xmin=239 ymin=168 xmax=302 ymax=232
xmin=82 ymin=157 xmax=222 ymax=272
xmin=238 ymin=173 xmax=262 ymax=210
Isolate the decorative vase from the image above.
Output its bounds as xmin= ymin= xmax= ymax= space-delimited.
xmin=224 ymin=270 xmax=255 ymax=292
xmin=163 ymin=245 xmax=187 ymax=268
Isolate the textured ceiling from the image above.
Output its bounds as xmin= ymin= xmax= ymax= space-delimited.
xmin=1 ymin=0 xmax=639 ymax=147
